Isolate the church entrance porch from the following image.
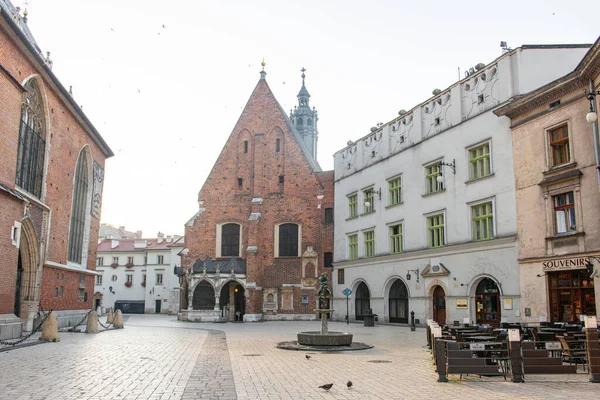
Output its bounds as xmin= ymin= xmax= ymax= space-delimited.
xmin=220 ymin=281 xmax=245 ymax=321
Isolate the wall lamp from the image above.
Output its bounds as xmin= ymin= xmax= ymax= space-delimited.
xmin=586 ymin=90 xmax=600 ymax=124
xmin=364 ymin=188 xmax=381 ymax=209
xmin=406 ymin=269 xmax=420 ymax=283
xmin=436 ymin=159 xmax=456 ymax=184
xmin=585 ymin=256 xmax=598 ymax=277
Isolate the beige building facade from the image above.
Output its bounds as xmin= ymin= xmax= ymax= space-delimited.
xmin=496 ymin=38 xmax=600 ymax=324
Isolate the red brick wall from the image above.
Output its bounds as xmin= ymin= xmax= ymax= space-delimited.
xmin=185 ymin=76 xmax=334 ymax=315
xmin=0 ymin=193 xmax=21 ymax=313
xmin=0 ymin=22 xmax=107 ymax=313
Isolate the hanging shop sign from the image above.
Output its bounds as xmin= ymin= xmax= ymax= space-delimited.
xmin=542 ymin=257 xmax=587 ymax=272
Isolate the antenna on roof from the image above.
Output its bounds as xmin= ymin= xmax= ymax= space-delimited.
xmin=500 ymin=41 xmax=512 ymax=54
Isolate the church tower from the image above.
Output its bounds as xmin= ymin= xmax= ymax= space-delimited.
xmin=290 ymin=68 xmax=318 ymax=161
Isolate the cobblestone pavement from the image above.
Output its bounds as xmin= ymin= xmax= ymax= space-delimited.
xmin=0 ymin=315 xmax=598 ymax=400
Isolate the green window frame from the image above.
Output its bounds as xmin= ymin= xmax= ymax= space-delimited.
xmin=388 ymin=177 xmax=401 ymax=205
xmin=427 ymin=213 xmax=445 ymax=248
xmin=364 ymin=230 xmax=375 ymax=258
xmin=425 ymin=162 xmax=442 ymax=194
xmin=363 ymin=188 xmax=374 ymax=213
xmin=348 ymin=234 xmax=358 ymax=260
xmin=469 ymin=143 xmax=491 ymax=180
xmin=348 ymin=194 xmax=358 ymax=218
xmin=389 ymin=224 xmax=403 ymax=254
xmin=471 ymin=202 xmax=494 ymax=241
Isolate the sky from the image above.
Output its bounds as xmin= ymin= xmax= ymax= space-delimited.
xmin=16 ymin=0 xmax=599 ymax=237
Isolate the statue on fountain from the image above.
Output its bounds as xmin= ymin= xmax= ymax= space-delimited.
xmin=317 ymin=272 xmax=332 ymax=305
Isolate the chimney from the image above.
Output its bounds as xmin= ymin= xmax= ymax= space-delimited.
xmin=136 ymin=230 xmax=142 ymax=238
xmin=167 ymin=235 xmax=172 ymax=243
xmin=157 ymin=232 xmax=164 ymax=244
xmin=119 ymin=226 xmax=125 ymax=231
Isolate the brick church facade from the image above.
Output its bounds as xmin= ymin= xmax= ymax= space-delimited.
xmin=0 ymin=2 xmax=112 ymax=339
xmin=180 ymin=67 xmax=334 ymax=321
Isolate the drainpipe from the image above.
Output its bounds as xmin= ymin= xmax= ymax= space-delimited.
xmin=589 ymin=79 xmax=600 ymax=190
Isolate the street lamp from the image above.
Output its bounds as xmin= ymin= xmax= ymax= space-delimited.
xmin=406 ymin=269 xmax=420 ymax=283
xmin=584 ymin=256 xmax=599 ymax=277
xmin=586 ymin=90 xmax=600 ymax=124
xmin=436 ymin=159 xmax=456 ymax=184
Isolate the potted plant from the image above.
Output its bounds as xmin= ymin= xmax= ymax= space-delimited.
xmin=125 ymin=262 xmax=134 ymax=268
xmin=111 ymin=263 xmax=118 ymax=269
xmin=141 ymin=281 xmax=146 ymax=287
xmin=125 ymin=281 xmax=132 ymax=288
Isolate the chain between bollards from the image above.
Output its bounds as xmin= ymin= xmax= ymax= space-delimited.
xmin=0 ymin=309 xmax=53 ymax=346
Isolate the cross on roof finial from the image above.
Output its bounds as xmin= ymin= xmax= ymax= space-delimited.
xmin=261 ymin=58 xmax=266 ymax=71
xmin=301 ymin=67 xmax=306 ymax=85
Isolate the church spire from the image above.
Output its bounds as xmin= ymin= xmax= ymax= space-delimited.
xmin=291 ymin=67 xmax=318 ymax=161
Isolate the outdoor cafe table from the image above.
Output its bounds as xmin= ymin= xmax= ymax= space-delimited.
xmin=540 ymin=328 xmax=566 ymax=333
xmin=465 ymin=335 xmax=497 ymax=342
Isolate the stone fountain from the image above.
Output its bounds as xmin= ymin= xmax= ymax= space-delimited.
xmin=296 ymin=272 xmax=353 ymax=346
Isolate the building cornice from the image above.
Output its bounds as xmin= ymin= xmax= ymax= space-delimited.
xmin=495 ymin=36 xmax=600 ymax=119
xmin=46 ymin=260 xmax=99 ymax=275
xmin=334 ymin=235 xmax=517 ymax=268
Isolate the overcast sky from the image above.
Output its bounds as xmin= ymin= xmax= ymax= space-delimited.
xmin=18 ymin=0 xmax=599 ymax=237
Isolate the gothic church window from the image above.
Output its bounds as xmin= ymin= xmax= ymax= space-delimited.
xmin=16 ymin=78 xmax=46 ymax=198
xmin=297 ymin=118 xmax=303 ymax=126
xmin=221 ymin=223 xmax=240 ymax=257
xmin=276 ymin=138 xmax=280 ymax=152
xmin=68 ymin=150 xmax=89 ymax=264
xmin=278 ymin=223 xmax=299 ymax=257
xmin=307 ymin=118 xmax=313 ymax=126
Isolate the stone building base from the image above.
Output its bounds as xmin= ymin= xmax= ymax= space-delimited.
xmin=178 ymin=309 xmax=223 ymax=322
xmin=0 ymin=314 xmax=22 ymax=340
xmin=33 ymin=309 xmax=90 ymax=330
xmin=262 ymin=313 xmax=318 ymax=321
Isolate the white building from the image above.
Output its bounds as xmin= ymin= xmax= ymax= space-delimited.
xmin=332 ymin=44 xmax=590 ymax=327
xmin=95 ymin=233 xmax=184 ymax=314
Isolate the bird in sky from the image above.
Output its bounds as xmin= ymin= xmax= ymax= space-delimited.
xmin=318 ymin=383 xmax=333 ymax=391
xmin=110 ymin=28 xmax=114 ymax=32
xmin=346 ymin=381 xmax=353 ymax=389
xmin=282 ymin=81 xmax=286 ymax=85
xmin=305 ymin=354 xmax=311 ymax=360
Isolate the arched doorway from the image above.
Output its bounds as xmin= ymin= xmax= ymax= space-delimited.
xmin=192 ymin=281 xmax=215 ymax=310
xmin=389 ymin=279 xmax=409 ymax=323
xmin=475 ymin=278 xmax=500 ymax=327
xmin=220 ymin=281 xmax=245 ymax=321
xmin=355 ymin=282 xmax=370 ymax=321
xmin=17 ymin=219 xmax=40 ymax=330
xmin=432 ymin=286 xmax=446 ymax=325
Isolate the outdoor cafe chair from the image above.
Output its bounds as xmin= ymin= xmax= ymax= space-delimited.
xmin=558 ymin=336 xmax=587 ymax=372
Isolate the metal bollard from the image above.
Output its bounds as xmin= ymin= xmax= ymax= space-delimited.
xmin=410 ymin=311 xmax=416 ymax=332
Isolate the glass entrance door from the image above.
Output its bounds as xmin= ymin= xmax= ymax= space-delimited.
xmin=475 ymin=278 xmax=500 ymax=327
xmin=549 ymin=270 xmax=596 ymax=322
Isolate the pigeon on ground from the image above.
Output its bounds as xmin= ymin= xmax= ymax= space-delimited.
xmin=305 ymin=354 xmax=311 ymax=360
xmin=318 ymin=383 xmax=333 ymax=391
xmin=347 ymin=380 xmax=353 ymax=389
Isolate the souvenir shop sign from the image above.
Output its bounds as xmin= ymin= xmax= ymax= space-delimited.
xmin=542 ymin=257 xmax=587 ymax=272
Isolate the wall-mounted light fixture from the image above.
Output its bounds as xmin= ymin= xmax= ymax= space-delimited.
xmin=436 ymin=159 xmax=456 ymax=184
xmin=586 ymin=89 xmax=600 ymax=123
xmin=406 ymin=269 xmax=420 ymax=283
xmin=364 ymin=188 xmax=381 ymax=209
xmin=585 ymin=256 xmax=598 ymax=277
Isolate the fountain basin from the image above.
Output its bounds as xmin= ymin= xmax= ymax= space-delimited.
xmin=297 ymin=331 xmax=353 ymax=346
